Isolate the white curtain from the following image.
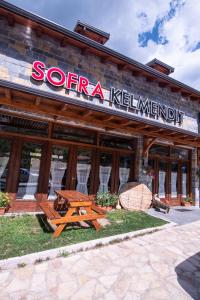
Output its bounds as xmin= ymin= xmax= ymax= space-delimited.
xmin=76 ymin=163 xmax=91 ymax=195
xmin=119 ymin=167 xmax=130 ymax=192
xmin=158 ymin=170 xmax=166 ymax=198
xmin=171 ymin=171 xmax=177 ymax=198
xmin=49 ymin=161 xmax=66 ymax=198
xmin=23 ymin=157 xmax=40 ymax=200
xmin=182 ymin=173 xmax=187 ymax=197
xmin=98 ymin=166 xmax=111 ymax=193
xmin=0 ymin=157 xmax=9 ymax=190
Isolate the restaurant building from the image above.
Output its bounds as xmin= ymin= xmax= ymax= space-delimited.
xmin=0 ymin=2 xmax=200 ymax=212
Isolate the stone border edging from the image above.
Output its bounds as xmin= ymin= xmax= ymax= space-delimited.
xmin=0 ymin=222 xmax=176 ymax=270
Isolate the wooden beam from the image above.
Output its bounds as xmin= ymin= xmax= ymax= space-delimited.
xmin=81 ymin=110 xmax=92 ymax=118
xmin=48 ymin=122 xmax=53 ymax=139
xmin=134 ymin=124 xmax=150 ymax=130
xmin=118 ymin=63 xmax=128 ymax=71
xmin=60 ymin=38 xmax=68 ymax=47
xmin=158 ymin=81 xmax=169 ymax=88
xmin=35 ymin=27 xmax=43 ymax=38
xmin=7 ymin=14 xmax=15 ymax=27
xmin=121 ymin=120 xmax=133 ymax=126
xmin=60 ymin=104 xmax=68 ymax=111
xmin=1 ymin=95 xmax=199 ymax=147
xmin=181 ymin=91 xmax=191 ymax=97
xmin=5 ymin=89 xmax=12 ymax=101
xmin=143 ymin=137 xmax=157 ymax=157
xmin=132 ymin=70 xmax=141 ymax=77
xmin=190 ymin=96 xmax=199 ymax=101
xmin=35 ymin=97 xmax=41 ymax=106
xmin=101 ymin=55 xmax=110 ymax=63
xmin=103 ymin=115 xmax=115 ymax=122
xmin=171 ymin=86 xmax=181 ymax=93
xmin=81 ymin=46 xmax=90 ymax=55
xmin=145 ymin=75 xmax=156 ymax=82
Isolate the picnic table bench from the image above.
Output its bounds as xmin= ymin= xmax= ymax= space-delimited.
xmin=39 ymin=190 xmax=106 ymax=238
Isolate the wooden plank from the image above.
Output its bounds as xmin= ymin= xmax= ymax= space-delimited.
xmin=39 ymin=202 xmax=60 ymax=219
xmin=51 ymin=213 xmax=105 ymax=225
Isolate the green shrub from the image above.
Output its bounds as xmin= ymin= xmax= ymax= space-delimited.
xmin=184 ymin=197 xmax=193 ymax=203
xmin=0 ymin=192 xmax=10 ymax=208
xmin=95 ymin=192 xmax=118 ymax=207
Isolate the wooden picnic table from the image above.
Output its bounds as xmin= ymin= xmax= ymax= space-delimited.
xmin=39 ymin=190 xmax=106 ymax=238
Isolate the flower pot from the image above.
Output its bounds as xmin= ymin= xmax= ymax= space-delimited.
xmin=183 ymin=202 xmax=192 ymax=207
xmin=0 ymin=207 xmax=6 ymax=215
xmin=97 ymin=205 xmax=113 ymax=211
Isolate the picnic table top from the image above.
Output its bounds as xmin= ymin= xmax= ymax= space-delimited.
xmin=55 ymin=190 xmax=91 ymax=202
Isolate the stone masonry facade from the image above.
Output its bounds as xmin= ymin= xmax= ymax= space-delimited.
xmin=0 ymin=14 xmax=200 ymax=205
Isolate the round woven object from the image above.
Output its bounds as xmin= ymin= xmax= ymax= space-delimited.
xmin=119 ymin=182 xmax=152 ymax=211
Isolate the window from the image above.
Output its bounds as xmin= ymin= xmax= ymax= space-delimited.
xmin=48 ymin=146 xmax=69 ymax=199
xmin=171 ymin=148 xmax=189 ymax=160
xmin=76 ymin=149 xmax=92 ymax=195
xmin=53 ymin=125 xmax=95 ymax=144
xmin=98 ymin=153 xmax=112 ymax=192
xmin=149 ymin=144 xmax=169 ymax=156
xmin=100 ymin=134 xmax=135 ymax=150
xmin=0 ymin=138 xmax=11 ymax=192
xmin=119 ymin=155 xmax=131 ymax=191
xmin=0 ymin=114 xmax=48 ymax=137
xmin=17 ymin=142 xmax=42 ymax=200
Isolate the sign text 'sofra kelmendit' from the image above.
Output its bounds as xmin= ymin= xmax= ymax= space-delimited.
xmin=31 ymin=61 xmax=184 ymax=124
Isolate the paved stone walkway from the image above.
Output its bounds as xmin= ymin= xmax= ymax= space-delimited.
xmin=148 ymin=206 xmax=200 ymax=225
xmin=0 ymin=221 xmax=200 ymax=300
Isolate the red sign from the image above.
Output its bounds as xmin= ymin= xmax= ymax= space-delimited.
xmin=31 ymin=60 xmax=104 ymax=100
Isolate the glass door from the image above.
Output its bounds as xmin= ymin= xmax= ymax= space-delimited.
xmin=118 ymin=155 xmax=131 ymax=192
xmin=17 ymin=142 xmax=42 ymax=200
xmin=0 ymin=138 xmax=11 ymax=192
xmin=98 ymin=152 xmax=112 ymax=193
xmin=75 ymin=149 xmax=92 ymax=195
xmin=48 ymin=146 xmax=69 ymax=199
xmin=158 ymin=161 xmax=167 ymax=199
xmin=182 ymin=162 xmax=188 ymax=199
xmin=171 ymin=162 xmax=178 ymax=199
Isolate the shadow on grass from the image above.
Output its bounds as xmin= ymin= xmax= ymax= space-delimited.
xmin=175 ymin=252 xmax=200 ymax=300
xmin=36 ymin=214 xmax=54 ymax=233
xmin=36 ymin=214 xmax=93 ymax=234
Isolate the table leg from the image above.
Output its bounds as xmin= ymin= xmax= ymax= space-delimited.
xmin=53 ymin=207 xmax=76 ymax=238
xmin=84 ymin=207 xmax=101 ymax=231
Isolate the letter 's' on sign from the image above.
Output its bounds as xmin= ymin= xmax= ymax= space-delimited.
xmin=31 ymin=60 xmax=105 ymax=100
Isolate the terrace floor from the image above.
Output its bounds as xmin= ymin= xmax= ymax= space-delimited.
xmin=147 ymin=205 xmax=200 ymax=225
xmin=0 ymin=219 xmax=200 ymax=299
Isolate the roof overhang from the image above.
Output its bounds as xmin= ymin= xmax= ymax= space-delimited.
xmin=0 ymin=79 xmax=199 ymax=148
xmin=0 ymin=2 xmax=200 ymax=104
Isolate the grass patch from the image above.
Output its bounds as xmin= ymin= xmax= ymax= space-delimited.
xmin=0 ymin=210 xmax=167 ymax=260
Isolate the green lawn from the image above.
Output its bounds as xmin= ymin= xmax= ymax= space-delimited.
xmin=0 ymin=210 xmax=167 ymax=260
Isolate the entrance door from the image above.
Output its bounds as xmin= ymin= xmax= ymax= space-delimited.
xmin=48 ymin=145 xmax=69 ymax=199
xmin=158 ymin=161 xmax=168 ymax=200
xmin=75 ymin=149 xmax=92 ymax=195
xmin=170 ymin=161 xmax=180 ymax=205
xmin=98 ymin=152 xmax=113 ymax=193
xmin=17 ymin=142 xmax=42 ymax=200
xmin=152 ymin=159 xmax=189 ymax=205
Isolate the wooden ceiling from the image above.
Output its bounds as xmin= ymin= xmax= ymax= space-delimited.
xmin=0 ymin=86 xmax=200 ymax=148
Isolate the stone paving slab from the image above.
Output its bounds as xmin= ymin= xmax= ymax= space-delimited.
xmin=147 ymin=206 xmax=200 ymax=225
xmin=0 ymin=221 xmax=200 ymax=299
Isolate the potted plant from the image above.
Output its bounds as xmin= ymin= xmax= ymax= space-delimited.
xmin=0 ymin=192 xmax=10 ymax=215
xmin=95 ymin=192 xmax=118 ymax=210
xmin=181 ymin=197 xmax=193 ymax=207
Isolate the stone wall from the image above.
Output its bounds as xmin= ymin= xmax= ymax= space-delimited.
xmin=0 ymin=15 xmax=200 ymax=131
xmin=0 ymin=15 xmax=199 ymax=206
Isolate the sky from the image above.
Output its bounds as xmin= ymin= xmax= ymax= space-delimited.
xmin=5 ymin=0 xmax=200 ymax=90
